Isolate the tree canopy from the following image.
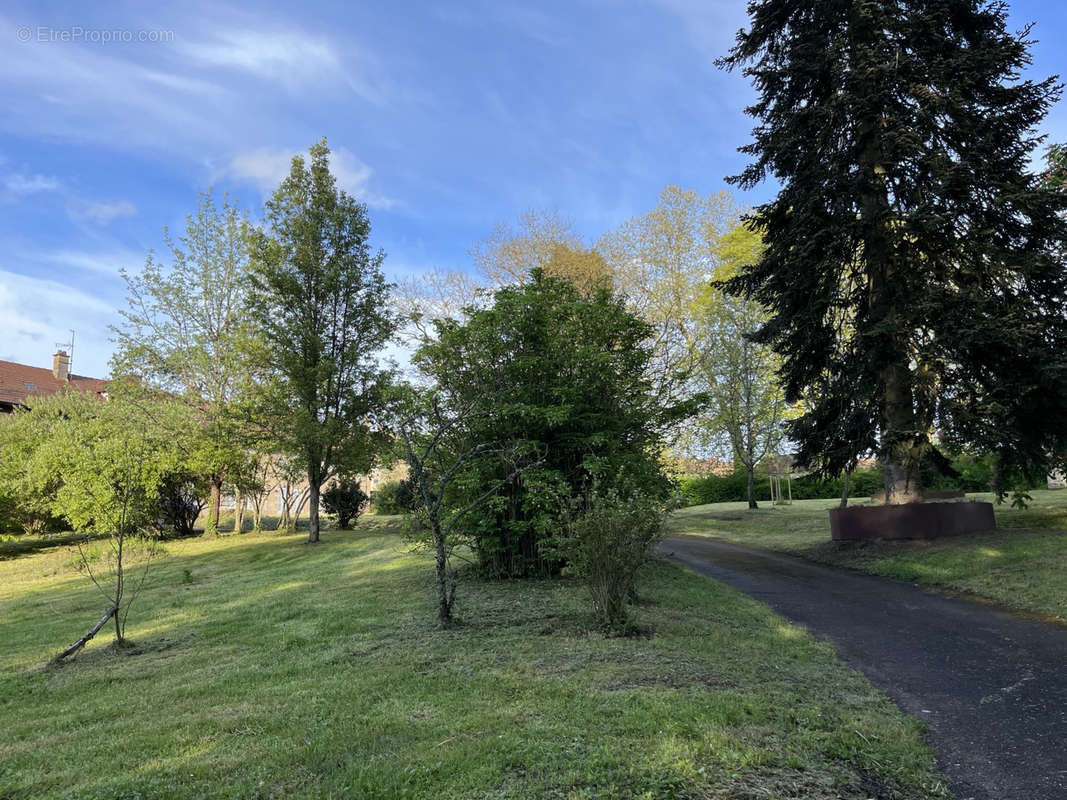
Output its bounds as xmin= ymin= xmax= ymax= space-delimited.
xmin=111 ymin=191 xmax=255 ymax=533
xmin=415 ymin=267 xmax=693 ymax=577
xmin=721 ymin=0 xmax=1067 ymax=499
xmin=248 ymin=139 xmax=397 ymax=543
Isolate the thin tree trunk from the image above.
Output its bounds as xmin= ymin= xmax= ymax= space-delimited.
xmin=434 ymin=523 xmax=452 ymax=624
xmin=234 ymin=489 xmax=245 ymax=533
xmin=307 ymin=482 xmax=320 ymax=543
xmin=207 ymin=477 xmax=222 ymax=536
xmin=840 ymin=466 xmax=852 ymax=508
xmin=746 ymin=464 xmax=758 ymax=509
xmin=113 ymin=530 xmax=125 ymax=642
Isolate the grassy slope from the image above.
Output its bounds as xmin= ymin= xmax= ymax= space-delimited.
xmin=669 ymin=490 xmax=1067 ymax=622
xmin=0 ymin=519 xmax=949 ymax=799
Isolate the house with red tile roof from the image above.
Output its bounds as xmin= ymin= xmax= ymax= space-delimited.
xmin=0 ymin=351 xmax=108 ymax=414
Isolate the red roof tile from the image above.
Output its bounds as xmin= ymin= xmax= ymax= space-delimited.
xmin=0 ymin=359 xmax=108 ymax=409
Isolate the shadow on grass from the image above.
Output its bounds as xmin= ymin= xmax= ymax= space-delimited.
xmin=0 ymin=532 xmax=110 ymax=562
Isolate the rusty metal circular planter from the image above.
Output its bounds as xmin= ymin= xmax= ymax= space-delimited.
xmin=829 ymin=501 xmax=996 ymax=542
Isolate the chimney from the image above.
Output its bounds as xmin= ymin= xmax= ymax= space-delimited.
xmin=53 ymin=350 xmax=70 ymax=382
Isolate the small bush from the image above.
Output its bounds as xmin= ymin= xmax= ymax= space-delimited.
xmin=372 ymin=479 xmax=418 ymax=515
xmin=322 ymin=479 xmax=370 ymax=529
xmin=155 ymin=474 xmax=205 ymax=538
xmin=560 ymin=489 xmax=667 ymax=633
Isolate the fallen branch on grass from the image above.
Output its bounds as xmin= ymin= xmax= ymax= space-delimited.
xmin=51 ymin=605 xmax=117 ymax=664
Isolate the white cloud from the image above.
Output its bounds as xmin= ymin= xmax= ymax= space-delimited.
xmin=180 ymin=30 xmax=339 ymax=82
xmin=176 ymin=28 xmax=386 ymax=103
xmin=78 ymin=200 xmax=138 ymax=224
xmin=3 ymin=173 xmax=61 ymax=194
xmin=0 ymin=16 xmax=229 ymax=155
xmin=38 ymin=249 xmax=143 ymax=278
xmin=226 ymin=146 xmax=393 ymax=208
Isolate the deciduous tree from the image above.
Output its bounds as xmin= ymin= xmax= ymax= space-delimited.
xmin=112 ymin=191 xmax=255 ymax=534
xmin=1046 ymin=143 xmax=1066 ymax=191
xmin=697 ymin=224 xmax=787 ymax=509
xmin=599 ymin=186 xmax=737 ymax=408
xmin=248 ymin=139 xmax=397 ymax=543
xmin=383 ymin=387 xmax=534 ymax=624
xmin=0 ymin=391 xmax=184 ymax=659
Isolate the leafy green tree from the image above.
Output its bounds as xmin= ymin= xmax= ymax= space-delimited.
xmin=0 ymin=413 xmax=64 ymax=536
xmin=599 ymin=186 xmax=738 ymax=408
xmin=720 ymin=1 xmax=1067 ymax=501
xmin=0 ymin=390 xmax=188 ymax=659
xmin=112 ymin=190 xmax=255 ymax=534
xmin=371 ymin=479 xmax=418 ymax=515
xmin=416 ymin=267 xmax=692 ymax=577
xmin=697 ymin=224 xmax=788 ymax=509
xmin=0 ymin=391 xmax=192 ymax=534
xmin=248 ymin=139 xmax=397 ymax=544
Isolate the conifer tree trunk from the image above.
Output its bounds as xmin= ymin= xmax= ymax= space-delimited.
xmin=881 ymin=360 xmax=922 ymax=503
xmin=859 ymin=100 xmax=921 ymax=505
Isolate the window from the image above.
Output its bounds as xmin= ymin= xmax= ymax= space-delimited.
xmin=23 ymin=381 xmax=36 ymax=392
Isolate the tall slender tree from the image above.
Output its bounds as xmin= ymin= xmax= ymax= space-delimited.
xmin=248 ymin=139 xmax=396 ymax=544
xmin=721 ymin=0 xmax=1067 ymax=501
xmin=697 ymin=223 xmax=788 ymax=509
xmin=112 ymin=191 xmax=254 ymax=534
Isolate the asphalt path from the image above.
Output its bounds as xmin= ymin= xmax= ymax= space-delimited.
xmin=659 ymin=535 xmax=1067 ymax=800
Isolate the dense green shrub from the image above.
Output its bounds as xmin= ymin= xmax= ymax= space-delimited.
xmin=372 ymin=479 xmax=418 ymax=515
xmin=791 ymin=468 xmax=885 ymax=500
xmin=416 ymin=269 xmax=689 ymax=577
xmin=679 ymin=471 xmax=765 ymax=505
xmin=322 ymin=479 xmax=369 ymax=529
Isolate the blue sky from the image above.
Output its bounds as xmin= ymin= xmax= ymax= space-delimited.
xmin=2 ymin=0 xmax=1066 ymax=378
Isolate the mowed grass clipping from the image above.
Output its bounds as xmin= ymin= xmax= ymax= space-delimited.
xmin=669 ymin=489 xmax=1067 ymax=622
xmin=1 ymin=519 xmax=949 ymax=799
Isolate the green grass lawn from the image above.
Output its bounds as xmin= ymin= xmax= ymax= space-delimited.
xmin=0 ymin=518 xmax=950 ymax=799
xmin=668 ymin=490 xmax=1067 ymax=622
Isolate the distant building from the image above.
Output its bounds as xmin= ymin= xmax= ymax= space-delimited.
xmin=0 ymin=351 xmax=108 ymax=414
xmin=1049 ymin=471 xmax=1066 ymax=490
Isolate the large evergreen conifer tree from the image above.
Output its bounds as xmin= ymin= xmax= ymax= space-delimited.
xmin=721 ymin=0 xmax=1067 ymax=501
